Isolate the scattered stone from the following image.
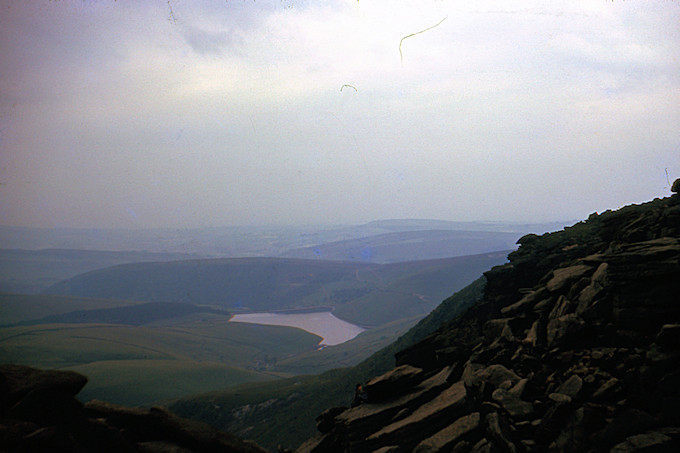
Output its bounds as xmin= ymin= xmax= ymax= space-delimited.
xmin=546 ymin=313 xmax=585 ymax=347
xmin=470 ymin=438 xmax=495 ymax=453
xmin=492 ymin=388 xmax=534 ymax=419
xmin=465 ymin=364 xmax=521 ymax=392
xmin=549 ymin=295 xmax=574 ymax=320
xmin=501 ymin=289 xmax=547 ymax=316
xmin=548 ymin=393 xmax=572 ymax=404
xmin=546 ymin=265 xmax=592 ymax=292
xmin=294 ymin=196 xmax=680 ymax=453
xmin=413 ymin=412 xmax=481 ymax=453
xmin=484 ymin=412 xmax=518 ymax=453
xmin=610 ymin=431 xmax=674 ymax=452
xmin=371 ymin=447 xmax=400 ymax=453
xmin=592 ymin=377 xmax=622 ymax=400
xmin=522 ymin=320 xmax=541 ymax=347
xmin=0 ymin=365 xmax=269 ymax=453
xmin=368 ymin=382 xmax=467 ymax=443
xmin=508 ymin=378 xmax=528 ymax=398
xmin=557 ymin=375 xmax=583 ymax=399
xmin=483 ymin=319 xmax=512 ymax=343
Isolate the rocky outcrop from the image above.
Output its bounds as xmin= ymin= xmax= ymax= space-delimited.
xmin=0 ymin=364 xmax=267 ymax=453
xmin=297 ymin=194 xmax=680 ymax=452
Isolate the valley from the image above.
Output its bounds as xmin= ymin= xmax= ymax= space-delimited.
xmin=0 ymin=224 xmax=515 ymax=410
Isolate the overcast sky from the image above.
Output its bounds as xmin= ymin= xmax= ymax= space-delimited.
xmin=1 ymin=0 xmax=678 ymax=229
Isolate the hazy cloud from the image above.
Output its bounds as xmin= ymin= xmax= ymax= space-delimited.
xmin=0 ymin=0 xmax=678 ymax=229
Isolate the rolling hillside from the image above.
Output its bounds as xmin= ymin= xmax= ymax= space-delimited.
xmin=0 ymin=293 xmax=143 ymax=326
xmin=43 ymin=253 xmax=509 ymax=327
xmin=0 ymin=248 xmax=199 ymax=294
xmin=0 ymin=312 xmax=322 ymax=406
xmin=1 ymin=252 xmax=507 ymax=407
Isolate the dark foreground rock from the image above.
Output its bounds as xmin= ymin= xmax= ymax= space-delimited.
xmin=0 ymin=364 xmax=267 ymax=453
xmin=297 ymin=192 xmax=680 ymax=452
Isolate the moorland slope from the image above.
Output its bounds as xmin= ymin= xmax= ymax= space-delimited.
xmin=43 ymin=253 xmax=508 ymax=327
xmin=296 ymin=190 xmax=680 ymax=452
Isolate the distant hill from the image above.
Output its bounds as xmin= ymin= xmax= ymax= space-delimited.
xmin=357 ymin=219 xmax=569 ymax=234
xmin=0 ymin=219 xmax=567 ymax=257
xmin=0 ymin=220 xmax=564 ymax=293
xmin=280 ymin=229 xmax=520 ymax=263
xmin=0 ymin=248 xmax=200 ymax=294
xmin=44 ymin=253 xmax=509 ymax=327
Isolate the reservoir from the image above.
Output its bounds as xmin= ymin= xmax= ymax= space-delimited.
xmin=229 ymin=311 xmax=365 ymax=346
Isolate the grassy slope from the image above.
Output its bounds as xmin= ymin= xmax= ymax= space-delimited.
xmin=43 ymin=258 xmax=376 ymax=311
xmin=0 ymin=317 xmax=322 ymax=406
xmin=334 ymin=252 xmax=507 ymax=326
xmin=67 ymin=360 xmax=276 ymax=407
xmin=10 ymin=301 xmax=228 ymax=327
xmin=0 ymin=293 xmax=143 ymax=325
xmin=170 ymin=277 xmax=486 ymax=451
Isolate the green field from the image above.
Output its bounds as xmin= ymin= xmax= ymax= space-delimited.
xmin=0 ymin=310 xmax=323 ymax=406
xmin=66 ymin=360 xmax=277 ymax=407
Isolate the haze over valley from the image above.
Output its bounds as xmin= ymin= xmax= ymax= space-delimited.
xmin=0 ymin=1 xmax=678 ymax=452
xmin=0 ymin=221 xmax=516 ymax=406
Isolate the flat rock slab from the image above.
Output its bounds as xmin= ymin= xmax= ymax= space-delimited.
xmin=610 ymin=432 xmax=674 ymax=452
xmin=492 ymin=389 xmax=534 ymax=419
xmin=336 ymin=366 xmax=454 ymax=428
xmin=546 ymin=265 xmax=593 ymax=292
xmin=413 ymin=412 xmax=481 ymax=453
xmin=465 ymin=364 xmax=521 ymax=391
xmin=368 ymin=381 xmax=467 ymax=441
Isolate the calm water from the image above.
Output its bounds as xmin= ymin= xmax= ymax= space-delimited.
xmin=229 ymin=311 xmax=365 ymax=346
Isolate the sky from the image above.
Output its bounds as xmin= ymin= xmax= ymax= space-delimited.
xmin=0 ymin=0 xmax=679 ymax=229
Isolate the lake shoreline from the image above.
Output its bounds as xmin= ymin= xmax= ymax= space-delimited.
xmin=228 ymin=311 xmax=366 ymax=346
